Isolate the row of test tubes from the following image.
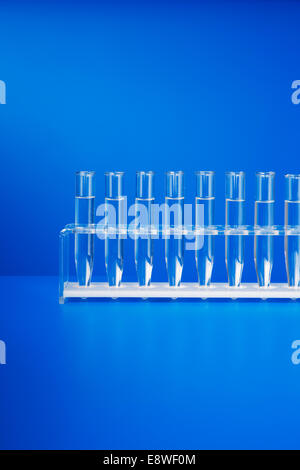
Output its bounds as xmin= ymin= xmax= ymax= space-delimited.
xmin=74 ymin=170 xmax=300 ymax=289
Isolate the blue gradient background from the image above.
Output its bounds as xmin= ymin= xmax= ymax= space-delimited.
xmin=1 ymin=0 xmax=300 ymax=451
xmin=1 ymin=0 xmax=300 ymax=279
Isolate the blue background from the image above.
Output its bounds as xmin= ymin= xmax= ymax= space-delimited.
xmin=1 ymin=0 xmax=300 ymax=450
xmin=1 ymin=0 xmax=300 ymax=279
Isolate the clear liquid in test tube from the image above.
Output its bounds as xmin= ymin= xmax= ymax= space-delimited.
xmin=225 ymin=171 xmax=245 ymax=287
xmin=195 ymin=171 xmax=215 ymax=286
xmin=75 ymin=170 xmax=95 ymax=286
xmin=105 ymin=171 xmax=125 ymax=286
xmin=165 ymin=171 xmax=184 ymax=286
xmin=135 ymin=171 xmax=155 ymax=286
xmin=285 ymin=174 xmax=300 ymax=287
xmin=254 ymin=171 xmax=275 ymax=287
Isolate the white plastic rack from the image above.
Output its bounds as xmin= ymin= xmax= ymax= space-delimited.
xmin=59 ymin=224 xmax=300 ymax=303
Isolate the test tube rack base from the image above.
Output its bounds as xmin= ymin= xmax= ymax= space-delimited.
xmin=59 ymin=224 xmax=300 ymax=303
xmin=60 ymin=282 xmax=300 ymax=304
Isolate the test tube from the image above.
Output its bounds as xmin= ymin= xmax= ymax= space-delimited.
xmin=284 ymin=174 xmax=300 ymax=287
xmin=165 ymin=171 xmax=184 ymax=286
xmin=135 ymin=171 xmax=155 ymax=286
xmin=75 ymin=170 xmax=95 ymax=286
xmin=225 ymin=171 xmax=245 ymax=287
xmin=254 ymin=172 xmax=275 ymax=287
xmin=195 ymin=171 xmax=215 ymax=286
xmin=105 ymin=171 xmax=125 ymax=286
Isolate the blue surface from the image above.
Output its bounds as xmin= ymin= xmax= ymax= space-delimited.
xmin=1 ymin=276 xmax=300 ymax=450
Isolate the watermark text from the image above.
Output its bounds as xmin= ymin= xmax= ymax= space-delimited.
xmin=291 ymin=80 xmax=300 ymax=105
xmin=0 ymin=340 xmax=6 ymax=365
xmin=291 ymin=340 xmax=300 ymax=365
xmin=0 ymin=80 xmax=6 ymax=104
xmin=95 ymin=199 xmax=206 ymax=250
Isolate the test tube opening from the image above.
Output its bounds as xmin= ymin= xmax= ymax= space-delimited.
xmin=165 ymin=171 xmax=184 ymax=199
xmin=285 ymin=174 xmax=300 ymax=202
xmin=225 ymin=171 xmax=245 ymax=201
xmin=136 ymin=171 xmax=155 ymax=199
xmin=105 ymin=171 xmax=124 ymax=199
xmin=195 ymin=171 xmax=215 ymax=199
xmin=75 ymin=170 xmax=95 ymax=198
xmin=256 ymin=171 xmax=275 ymax=202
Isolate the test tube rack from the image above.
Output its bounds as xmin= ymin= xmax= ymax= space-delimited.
xmin=59 ymin=224 xmax=300 ymax=303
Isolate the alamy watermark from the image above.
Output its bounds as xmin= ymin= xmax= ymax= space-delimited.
xmin=0 ymin=80 xmax=6 ymax=104
xmin=291 ymin=340 xmax=300 ymax=365
xmin=94 ymin=199 xmax=205 ymax=250
xmin=0 ymin=340 xmax=6 ymax=365
xmin=291 ymin=80 xmax=300 ymax=105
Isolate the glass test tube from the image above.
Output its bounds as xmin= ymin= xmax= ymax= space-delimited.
xmin=135 ymin=171 xmax=155 ymax=286
xmin=285 ymin=174 xmax=300 ymax=287
xmin=165 ymin=171 xmax=184 ymax=286
xmin=225 ymin=171 xmax=245 ymax=287
xmin=195 ymin=171 xmax=215 ymax=286
xmin=75 ymin=170 xmax=95 ymax=286
xmin=105 ymin=172 xmax=125 ymax=286
xmin=254 ymin=172 xmax=275 ymax=287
